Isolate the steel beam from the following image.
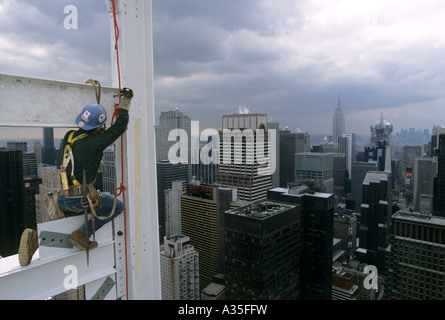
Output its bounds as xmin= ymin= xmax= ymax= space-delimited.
xmin=0 ymin=216 xmax=117 ymax=300
xmin=108 ymin=0 xmax=161 ymax=300
xmin=0 ymin=73 xmax=119 ymax=128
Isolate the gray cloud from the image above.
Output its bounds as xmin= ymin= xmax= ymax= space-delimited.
xmin=2 ymin=0 xmax=445 ymax=136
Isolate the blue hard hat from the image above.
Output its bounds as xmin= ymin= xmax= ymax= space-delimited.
xmin=75 ymin=104 xmax=107 ymax=130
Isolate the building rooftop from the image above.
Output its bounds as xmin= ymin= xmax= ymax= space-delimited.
xmin=225 ymin=200 xmax=295 ymax=220
xmin=363 ymin=171 xmax=389 ymax=185
xmin=392 ymin=210 xmax=445 ymax=227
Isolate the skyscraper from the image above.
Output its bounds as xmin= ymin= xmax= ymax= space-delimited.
xmin=224 ymin=200 xmax=301 ymax=300
xmin=157 ymin=160 xmax=189 ymax=241
xmin=217 ymin=113 xmax=273 ymax=202
xmin=433 ymin=134 xmax=445 ymax=217
xmin=370 ymin=113 xmax=393 ymax=147
xmin=164 ymin=180 xmax=184 ymax=237
xmin=332 ymin=95 xmax=345 ymax=144
xmin=295 ymin=152 xmax=334 ymax=193
xmin=0 ymin=150 xmax=24 ymax=257
xmin=156 ymin=107 xmax=192 ymax=162
xmin=386 ymin=211 xmax=445 ymax=300
xmin=413 ymin=157 xmax=435 ymax=213
xmin=160 ymin=234 xmax=200 ymax=300
xmin=267 ymin=186 xmax=334 ymax=300
xmin=181 ymin=181 xmax=239 ymax=291
xmin=279 ymin=128 xmax=310 ymax=188
xmin=359 ymin=171 xmax=393 ymax=274
xmin=42 ymin=127 xmax=56 ymax=166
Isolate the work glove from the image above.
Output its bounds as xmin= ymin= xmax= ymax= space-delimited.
xmin=118 ymin=87 xmax=133 ymax=111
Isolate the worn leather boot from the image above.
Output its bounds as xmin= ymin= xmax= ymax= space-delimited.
xmin=18 ymin=229 xmax=38 ymax=267
xmin=68 ymin=230 xmax=98 ymax=250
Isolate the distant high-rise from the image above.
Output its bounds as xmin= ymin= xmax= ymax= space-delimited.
xmin=350 ymin=161 xmax=379 ymax=212
xmin=100 ymin=148 xmax=116 ymax=194
xmin=359 ymin=171 xmax=393 ymax=274
xmin=413 ymin=157 xmax=435 ymax=213
xmin=295 ymin=152 xmax=334 ymax=193
xmin=268 ymin=186 xmax=334 ymax=300
xmin=433 ymin=134 xmax=445 ymax=217
xmin=224 ymin=200 xmax=301 ymax=300
xmin=157 ymin=160 xmax=189 ymax=241
xmin=0 ymin=150 xmax=24 ymax=257
xmin=333 ymin=206 xmax=357 ymax=254
xmin=181 ymin=181 xmax=238 ymax=291
xmin=217 ymin=113 xmax=273 ymax=202
xmin=332 ymin=95 xmax=345 ymax=144
xmin=370 ymin=113 xmax=393 ymax=147
xmin=156 ymin=107 xmax=191 ymax=162
xmin=268 ymin=120 xmax=280 ymax=188
xmin=279 ymin=128 xmax=310 ymax=188
xmin=164 ymin=180 xmax=184 ymax=237
xmin=339 ymin=133 xmax=356 ymax=180
xmin=160 ymin=234 xmax=200 ymax=300
xmin=42 ymin=128 xmax=57 ymax=166
xmin=386 ymin=211 xmax=445 ymax=300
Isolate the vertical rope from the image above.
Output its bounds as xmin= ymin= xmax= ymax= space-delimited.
xmin=111 ymin=0 xmax=129 ymax=300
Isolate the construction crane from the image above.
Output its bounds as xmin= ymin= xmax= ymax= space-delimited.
xmin=0 ymin=0 xmax=161 ymax=300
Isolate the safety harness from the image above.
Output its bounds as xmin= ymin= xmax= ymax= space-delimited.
xmin=60 ymin=130 xmax=118 ymax=222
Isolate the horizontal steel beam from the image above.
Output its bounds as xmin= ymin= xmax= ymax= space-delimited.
xmin=0 ymin=73 xmax=119 ymax=128
xmin=0 ymin=216 xmax=118 ymax=300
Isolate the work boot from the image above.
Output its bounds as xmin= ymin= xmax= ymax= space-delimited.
xmin=18 ymin=229 xmax=38 ymax=267
xmin=68 ymin=230 xmax=98 ymax=250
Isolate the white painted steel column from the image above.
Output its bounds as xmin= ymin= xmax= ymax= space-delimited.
xmin=107 ymin=0 xmax=161 ymax=299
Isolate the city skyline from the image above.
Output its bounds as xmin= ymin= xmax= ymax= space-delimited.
xmin=1 ymin=1 xmax=445 ymax=137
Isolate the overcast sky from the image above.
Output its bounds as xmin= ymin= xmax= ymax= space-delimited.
xmin=1 ymin=0 xmax=445 ymax=138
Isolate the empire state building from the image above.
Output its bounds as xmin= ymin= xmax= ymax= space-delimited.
xmin=332 ymin=95 xmax=345 ymax=144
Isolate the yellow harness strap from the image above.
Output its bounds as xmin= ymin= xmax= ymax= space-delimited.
xmin=62 ymin=131 xmax=88 ymax=187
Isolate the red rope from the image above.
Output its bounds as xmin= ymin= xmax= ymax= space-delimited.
xmin=111 ymin=0 xmax=129 ymax=300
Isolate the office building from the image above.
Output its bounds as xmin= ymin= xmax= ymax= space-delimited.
xmin=23 ymin=176 xmax=41 ymax=231
xmin=333 ymin=153 xmax=346 ymax=201
xmin=42 ymin=127 xmax=57 ymax=166
xmin=268 ymin=186 xmax=334 ymax=300
xmin=279 ymin=128 xmax=310 ymax=188
xmin=413 ymin=157 xmax=435 ymax=213
xmin=434 ymin=134 xmax=445 ymax=217
xmin=386 ymin=211 xmax=445 ymax=300
xmin=181 ymin=181 xmax=239 ymax=291
xmin=217 ymin=113 xmax=273 ymax=202
xmin=295 ymin=152 xmax=333 ymax=193
xmin=157 ymin=159 xmax=189 ymax=241
xmin=156 ymin=107 xmax=191 ymax=162
xmin=164 ymin=180 xmax=184 ymax=237
xmin=332 ymin=95 xmax=345 ymax=144
xmin=370 ymin=113 xmax=393 ymax=147
xmin=190 ymin=136 xmax=218 ymax=185
xmin=350 ymin=161 xmax=379 ymax=212
xmin=358 ymin=171 xmax=393 ymax=274
xmin=0 ymin=150 xmax=24 ymax=257
xmin=160 ymin=234 xmax=200 ymax=300
xmin=224 ymin=201 xmax=301 ymax=300
xmin=268 ymin=120 xmax=280 ymax=188
xmin=35 ymin=168 xmax=61 ymax=224
xmin=334 ymin=206 xmax=357 ymax=254
xmin=99 ymin=147 xmax=116 ymax=194
xmin=339 ymin=133 xmax=356 ymax=180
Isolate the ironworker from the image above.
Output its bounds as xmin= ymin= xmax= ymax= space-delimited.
xmin=18 ymin=87 xmax=133 ymax=267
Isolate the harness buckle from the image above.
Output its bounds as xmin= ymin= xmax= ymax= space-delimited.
xmin=72 ymin=186 xmax=82 ymax=196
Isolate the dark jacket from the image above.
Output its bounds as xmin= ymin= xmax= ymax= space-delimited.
xmin=62 ymin=109 xmax=129 ymax=186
